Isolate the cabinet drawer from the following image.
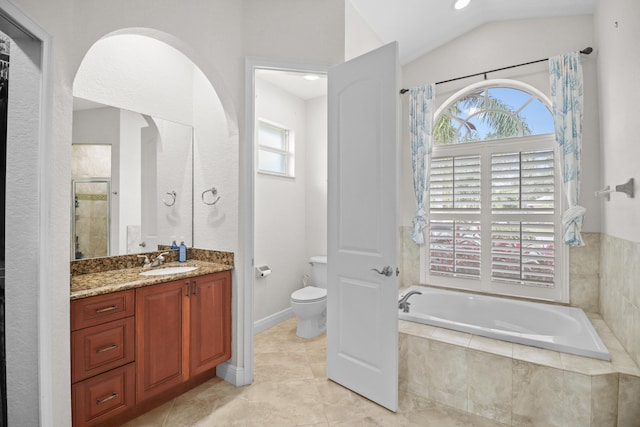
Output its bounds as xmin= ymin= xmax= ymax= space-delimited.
xmin=72 ymin=362 xmax=135 ymax=427
xmin=72 ymin=317 xmax=135 ymax=383
xmin=71 ymin=290 xmax=134 ymax=331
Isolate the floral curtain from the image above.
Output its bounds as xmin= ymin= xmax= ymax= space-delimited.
xmin=549 ymin=52 xmax=585 ymax=247
xmin=409 ymin=84 xmax=436 ymax=245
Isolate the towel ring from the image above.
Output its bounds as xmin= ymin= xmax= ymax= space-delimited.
xmin=202 ymin=186 xmax=221 ymax=205
xmin=162 ymin=190 xmax=177 ymax=207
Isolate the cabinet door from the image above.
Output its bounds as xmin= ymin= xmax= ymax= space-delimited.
xmin=135 ymin=280 xmax=188 ymax=402
xmin=189 ymin=271 xmax=231 ymax=376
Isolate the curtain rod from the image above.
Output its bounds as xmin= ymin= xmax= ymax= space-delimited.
xmin=399 ymin=47 xmax=593 ymax=95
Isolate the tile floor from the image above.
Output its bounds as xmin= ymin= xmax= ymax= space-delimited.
xmin=125 ymin=318 xmax=506 ymax=426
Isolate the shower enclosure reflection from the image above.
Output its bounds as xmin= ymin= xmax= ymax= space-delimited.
xmin=71 ymin=99 xmax=193 ymax=259
xmin=72 ymin=179 xmax=110 ymax=259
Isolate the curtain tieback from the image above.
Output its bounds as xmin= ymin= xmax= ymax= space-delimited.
xmin=411 ymin=207 xmax=427 ymax=245
xmin=562 ymin=205 xmax=586 ymax=247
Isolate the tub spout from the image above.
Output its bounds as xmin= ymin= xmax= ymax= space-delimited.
xmin=398 ymin=290 xmax=422 ymax=313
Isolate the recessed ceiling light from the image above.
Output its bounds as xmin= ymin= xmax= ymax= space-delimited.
xmin=454 ymin=0 xmax=471 ymax=10
xmin=303 ymin=74 xmax=320 ymax=81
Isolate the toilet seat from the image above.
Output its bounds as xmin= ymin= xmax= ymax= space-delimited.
xmin=291 ymin=287 xmax=326 ymax=303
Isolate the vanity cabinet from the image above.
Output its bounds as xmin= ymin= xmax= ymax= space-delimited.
xmin=136 ymin=271 xmax=231 ymax=401
xmin=71 ymin=290 xmax=136 ymax=426
xmin=71 ymin=270 xmax=231 ymax=426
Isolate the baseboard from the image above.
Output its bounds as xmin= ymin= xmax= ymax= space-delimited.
xmin=253 ymin=307 xmax=294 ymax=334
xmin=216 ymin=362 xmax=247 ymax=386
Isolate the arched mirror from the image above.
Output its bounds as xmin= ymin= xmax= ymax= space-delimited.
xmin=71 ymin=33 xmax=226 ymax=259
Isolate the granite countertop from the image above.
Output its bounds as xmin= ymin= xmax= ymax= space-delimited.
xmin=70 ymin=260 xmax=233 ymax=300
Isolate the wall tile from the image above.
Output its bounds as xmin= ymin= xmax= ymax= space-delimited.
xmin=617 ymin=374 xmax=640 ymax=427
xmin=562 ymin=371 xmax=591 ymax=427
xmin=512 ymin=361 xmax=564 ymax=426
xmin=601 ymin=234 xmax=640 ymax=369
xmin=405 ymin=334 xmax=431 ymax=400
xmin=427 ymin=341 xmax=468 ymax=411
xmin=591 ymin=374 xmax=619 ymax=427
xmin=467 ymin=349 xmax=512 ymax=424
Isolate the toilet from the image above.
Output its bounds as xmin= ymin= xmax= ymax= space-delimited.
xmin=290 ymin=255 xmax=327 ymax=338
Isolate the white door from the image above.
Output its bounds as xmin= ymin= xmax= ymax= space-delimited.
xmin=327 ymin=42 xmax=400 ymax=411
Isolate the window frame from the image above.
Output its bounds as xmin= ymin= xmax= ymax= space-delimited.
xmin=420 ymin=80 xmax=569 ymax=303
xmin=256 ymin=119 xmax=295 ymax=178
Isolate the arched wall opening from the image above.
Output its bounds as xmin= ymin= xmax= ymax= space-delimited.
xmin=72 ymin=30 xmax=241 ymax=369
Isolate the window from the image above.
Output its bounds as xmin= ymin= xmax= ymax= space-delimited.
xmin=424 ymin=82 xmax=566 ymax=301
xmin=257 ymin=120 xmax=295 ymax=177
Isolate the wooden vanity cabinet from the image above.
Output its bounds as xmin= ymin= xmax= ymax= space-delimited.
xmin=135 ymin=271 xmax=232 ymax=402
xmin=71 ymin=270 xmax=231 ymax=426
xmin=71 ymin=290 xmax=136 ymax=426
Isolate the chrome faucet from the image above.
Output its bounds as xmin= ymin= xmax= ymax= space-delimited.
xmin=398 ymin=290 xmax=422 ymax=313
xmin=137 ymin=255 xmax=152 ymax=270
xmin=150 ymin=252 xmax=169 ymax=267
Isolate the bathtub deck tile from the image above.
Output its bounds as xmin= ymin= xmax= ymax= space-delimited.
xmin=399 ymin=319 xmax=437 ymax=339
xmin=609 ymin=347 xmax=640 ymax=377
xmin=560 ymin=352 xmax=616 ymax=376
xmin=512 ymin=343 xmax=564 ymax=370
xmin=430 ymin=328 xmax=472 ymax=347
xmin=468 ymin=335 xmax=513 ymax=358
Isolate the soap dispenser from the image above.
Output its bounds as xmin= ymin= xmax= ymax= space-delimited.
xmin=178 ymin=238 xmax=187 ymax=263
xmin=171 ymin=239 xmax=178 ymax=250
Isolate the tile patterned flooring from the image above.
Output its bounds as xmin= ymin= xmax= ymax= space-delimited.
xmin=125 ymin=318 xmax=505 ymax=426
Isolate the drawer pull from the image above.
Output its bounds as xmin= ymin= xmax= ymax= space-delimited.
xmin=96 ymin=392 xmax=118 ymax=405
xmin=95 ymin=305 xmax=118 ymax=313
xmin=96 ymin=344 xmax=118 ymax=354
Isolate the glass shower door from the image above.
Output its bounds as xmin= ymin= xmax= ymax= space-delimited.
xmin=72 ymin=179 xmax=110 ymax=259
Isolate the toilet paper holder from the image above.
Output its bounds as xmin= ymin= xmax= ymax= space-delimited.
xmin=255 ymin=265 xmax=272 ymax=278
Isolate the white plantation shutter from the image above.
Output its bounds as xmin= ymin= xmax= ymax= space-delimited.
xmin=427 ymin=138 xmax=563 ymax=299
xmin=430 ymin=156 xmax=481 ymax=211
xmin=429 ymin=220 xmax=481 ymax=278
xmin=490 ymin=149 xmax=556 ymax=287
xmin=491 ymin=150 xmax=555 ymax=212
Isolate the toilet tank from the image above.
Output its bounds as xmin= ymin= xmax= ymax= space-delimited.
xmin=309 ymin=256 xmax=327 ymax=288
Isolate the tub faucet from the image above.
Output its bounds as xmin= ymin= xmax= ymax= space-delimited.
xmin=398 ymin=290 xmax=422 ymax=313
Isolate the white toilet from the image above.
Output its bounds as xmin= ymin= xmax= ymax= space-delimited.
xmin=290 ymin=255 xmax=327 ymax=338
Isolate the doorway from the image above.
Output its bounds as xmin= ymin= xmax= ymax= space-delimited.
xmin=243 ymin=59 xmax=328 ymax=384
xmin=0 ymin=2 xmax=58 ymax=424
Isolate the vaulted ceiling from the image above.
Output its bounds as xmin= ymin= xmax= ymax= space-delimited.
xmin=349 ymin=0 xmax=596 ymax=64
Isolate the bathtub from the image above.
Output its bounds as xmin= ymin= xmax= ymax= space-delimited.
xmin=398 ymin=285 xmax=610 ymax=361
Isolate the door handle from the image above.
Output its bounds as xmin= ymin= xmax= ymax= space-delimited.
xmin=370 ymin=266 xmax=393 ymax=277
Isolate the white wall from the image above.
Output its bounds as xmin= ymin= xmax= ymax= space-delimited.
xmin=74 ymin=35 xmax=196 ymax=125
xmin=153 ymin=117 xmax=194 ymax=248
xmin=3 ymin=0 xmax=345 ymax=424
xmin=595 ymin=0 xmax=640 ymax=242
xmin=119 ymin=110 xmax=145 ymax=253
xmin=192 ymin=66 xmax=236 ymax=253
xmin=253 ymin=77 xmax=328 ymax=323
xmin=254 ymin=77 xmax=308 ymax=322
xmin=305 ymin=95 xmax=328 ymax=260
xmin=401 ymin=15 xmax=600 ymax=234
xmin=345 ymin=0 xmax=383 ymax=61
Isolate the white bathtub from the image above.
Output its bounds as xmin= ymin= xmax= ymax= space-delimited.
xmin=398 ymin=285 xmax=610 ymax=361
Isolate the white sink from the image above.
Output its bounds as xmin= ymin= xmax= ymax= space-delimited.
xmin=140 ymin=266 xmax=198 ymax=276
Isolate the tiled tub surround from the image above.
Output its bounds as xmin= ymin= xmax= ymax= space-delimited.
xmin=399 ymin=317 xmax=640 ymax=426
xmin=601 ymin=234 xmax=640 ymax=370
xmin=70 ymin=248 xmax=234 ymax=299
xmin=399 ymin=227 xmax=602 ymax=314
xmin=399 ymin=285 xmax=610 ymax=360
